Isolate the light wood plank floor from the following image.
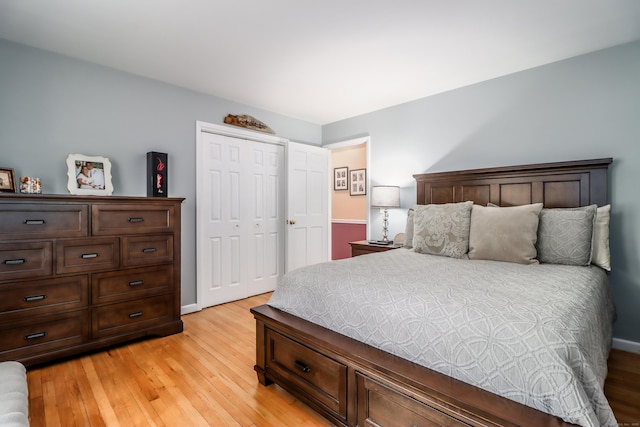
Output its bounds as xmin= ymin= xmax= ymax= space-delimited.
xmin=27 ymin=293 xmax=640 ymax=426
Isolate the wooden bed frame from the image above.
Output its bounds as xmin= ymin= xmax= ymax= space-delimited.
xmin=251 ymin=158 xmax=612 ymax=427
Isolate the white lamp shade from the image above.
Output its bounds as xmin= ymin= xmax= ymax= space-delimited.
xmin=371 ymin=186 xmax=400 ymax=208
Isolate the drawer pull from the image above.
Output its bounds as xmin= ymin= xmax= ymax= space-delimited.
xmin=24 ymin=294 xmax=47 ymax=302
xmin=3 ymin=259 xmax=26 ymax=265
xmin=81 ymin=253 xmax=99 ymax=259
xmin=142 ymin=248 xmax=157 ymax=253
xmin=294 ymin=360 xmax=311 ymax=373
xmin=24 ymin=219 xmax=46 ymax=225
xmin=128 ymin=217 xmax=144 ymax=223
xmin=25 ymin=331 xmax=47 ymax=340
xmin=128 ymin=311 xmax=144 ymax=318
xmin=128 ymin=280 xmax=144 ymax=287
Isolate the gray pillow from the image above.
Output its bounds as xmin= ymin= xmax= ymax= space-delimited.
xmin=591 ymin=205 xmax=611 ymax=271
xmin=469 ymin=203 xmax=543 ymax=264
xmin=412 ymin=202 xmax=472 ymax=258
xmin=536 ymin=205 xmax=597 ymax=266
xmin=403 ymin=208 xmax=415 ymax=249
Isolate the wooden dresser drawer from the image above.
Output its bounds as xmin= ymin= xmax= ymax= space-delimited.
xmin=92 ymin=204 xmax=175 ymax=236
xmin=356 ymin=372 xmax=471 ymax=427
xmin=56 ymin=238 xmax=120 ymax=274
xmin=122 ymin=235 xmax=173 ymax=267
xmin=0 ymin=310 xmax=89 ymax=357
xmin=0 ymin=203 xmax=88 ymax=239
xmin=0 ymin=241 xmax=53 ymax=282
xmin=92 ymin=265 xmax=174 ymax=305
xmin=92 ymin=294 xmax=174 ymax=338
xmin=266 ymin=329 xmax=347 ymax=421
xmin=0 ymin=275 xmax=89 ymax=320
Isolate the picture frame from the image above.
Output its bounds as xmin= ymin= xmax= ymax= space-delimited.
xmin=66 ymin=154 xmax=114 ymax=196
xmin=334 ymin=166 xmax=348 ymax=191
xmin=350 ymin=168 xmax=366 ymax=196
xmin=0 ymin=167 xmax=16 ymax=193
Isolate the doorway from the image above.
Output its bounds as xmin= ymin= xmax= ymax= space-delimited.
xmin=326 ymin=137 xmax=370 ymax=260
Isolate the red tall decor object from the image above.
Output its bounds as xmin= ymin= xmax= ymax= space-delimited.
xmin=147 ymin=151 xmax=168 ymax=197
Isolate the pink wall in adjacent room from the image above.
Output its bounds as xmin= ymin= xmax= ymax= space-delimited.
xmin=331 ymin=144 xmax=367 ymax=259
xmin=332 ymin=222 xmax=366 ymax=260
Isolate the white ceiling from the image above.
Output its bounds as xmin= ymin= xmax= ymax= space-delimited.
xmin=1 ymin=1 xmax=639 ymax=125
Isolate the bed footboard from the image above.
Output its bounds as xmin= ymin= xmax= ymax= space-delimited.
xmin=251 ymin=304 xmax=574 ymax=427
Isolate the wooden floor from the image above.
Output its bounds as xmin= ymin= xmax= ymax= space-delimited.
xmin=26 ymin=293 xmax=640 ymax=427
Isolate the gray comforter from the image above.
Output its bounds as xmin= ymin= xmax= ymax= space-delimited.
xmin=268 ymin=249 xmax=617 ymax=427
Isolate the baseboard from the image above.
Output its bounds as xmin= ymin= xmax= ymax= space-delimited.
xmin=612 ymin=337 xmax=640 ymax=354
xmin=181 ymin=303 xmax=200 ymax=316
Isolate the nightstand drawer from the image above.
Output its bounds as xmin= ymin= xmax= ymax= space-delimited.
xmin=92 ymin=295 xmax=174 ymax=338
xmin=92 ymin=265 xmax=174 ymax=305
xmin=92 ymin=204 xmax=176 ymax=235
xmin=122 ymin=235 xmax=173 ymax=267
xmin=0 ymin=241 xmax=53 ymax=281
xmin=0 ymin=203 xmax=88 ymax=239
xmin=266 ymin=329 xmax=347 ymax=421
xmin=56 ymin=238 xmax=120 ymax=274
xmin=0 ymin=275 xmax=88 ymax=320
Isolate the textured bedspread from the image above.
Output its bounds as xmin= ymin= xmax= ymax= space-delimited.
xmin=268 ymin=249 xmax=617 ymax=427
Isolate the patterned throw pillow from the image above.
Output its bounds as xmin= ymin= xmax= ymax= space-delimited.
xmin=536 ymin=205 xmax=597 ymax=266
xmin=468 ymin=203 xmax=543 ymax=264
xmin=412 ymin=202 xmax=473 ymax=258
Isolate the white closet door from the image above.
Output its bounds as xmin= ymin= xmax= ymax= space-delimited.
xmin=197 ymin=131 xmax=285 ymax=308
xmin=246 ymin=141 xmax=285 ymax=296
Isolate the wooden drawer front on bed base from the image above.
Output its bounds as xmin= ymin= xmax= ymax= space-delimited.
xmin=356 ymin=372 xmax=471 ymax=427
xmin=266 ymin=329 xmax=348 ymax=423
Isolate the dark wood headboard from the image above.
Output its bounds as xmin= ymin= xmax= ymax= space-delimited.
xmin=413 ymin=158 xmax=612 ymax=208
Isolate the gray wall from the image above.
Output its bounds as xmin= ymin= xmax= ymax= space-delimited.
xmin=323 ymin=41 xmax=640 ymax=344
xmin=0 ymin=39 xmax=322 ymax=307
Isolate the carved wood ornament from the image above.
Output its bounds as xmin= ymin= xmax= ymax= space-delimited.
xmin=223 ymin=114 xmax=275 ymax=134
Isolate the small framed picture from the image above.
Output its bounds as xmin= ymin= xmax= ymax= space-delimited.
xmin=66 ymin=154 xmax=114 ymax=196
xmin=350 ymin=168 xmax=366 ymax=196
xmin=0 ymin=167 xmax=16 ymax=193
xmin=334 ymin=166 xmax=348 ymax=191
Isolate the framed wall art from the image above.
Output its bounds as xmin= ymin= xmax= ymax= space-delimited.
xmin=147 ymin=151 xmax=168 ymax=197
xmin=66 ymin=154 xmax=114 ymax=196
xmin=0 ymin=167 xmax=16 ymax=193
xmin=334 ymin=166 xmax=348 ymax=191
xmin=350 ymin=168 xmax=366 ymax=196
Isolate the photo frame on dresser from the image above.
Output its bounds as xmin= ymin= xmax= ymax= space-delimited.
xmin=0 ymin=167 xmax=16 ymax=192
xmin=66 ymin=153 xmax=114 ymax=195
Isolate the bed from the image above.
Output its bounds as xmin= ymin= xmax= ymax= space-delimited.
xmin=251 ymin=158 xmax=615 ymax=427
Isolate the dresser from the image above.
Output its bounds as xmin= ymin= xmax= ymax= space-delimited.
xmin=0 ymin=194 xmax=184 ymax=366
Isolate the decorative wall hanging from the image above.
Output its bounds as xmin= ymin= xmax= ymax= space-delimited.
xmin=223 ymin=114 xmax=275 ymax=134
xmin=350 ymin=168 xmax=366 ymax=196
xmin=334 ymin=166 xmax=348 ymax=191
xmin=66 ymin=154 xmax=113 ymax=196
xmin=147 ymin=151 xmax=168 ymax=197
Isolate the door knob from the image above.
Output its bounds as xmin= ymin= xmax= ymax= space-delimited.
xmin=287 ymin=219 xmax=296 ymax=225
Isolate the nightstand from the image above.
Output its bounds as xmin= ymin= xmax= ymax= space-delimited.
xmin=349 ymin=240 xmax=401 ymax=257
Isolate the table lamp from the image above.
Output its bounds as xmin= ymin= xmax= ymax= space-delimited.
xmin=371 ymin=185 xmax=400 ymax=243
